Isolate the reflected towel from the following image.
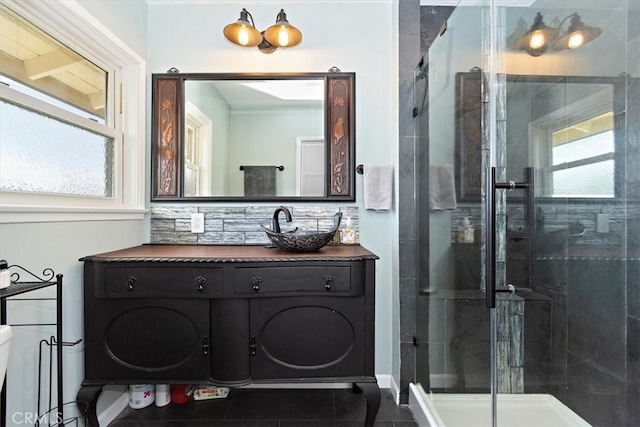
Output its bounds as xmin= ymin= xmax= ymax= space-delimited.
xmin=243 ymin=166 xmax=276 ymax=197
xmin=364 ymin=165 xmax=393 ymax=211
xmin=429 ymin=164 xmax=457 ymax=211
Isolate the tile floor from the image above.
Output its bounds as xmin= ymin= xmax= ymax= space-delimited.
xmin=110 ymin=387 xmax=417 ymax=426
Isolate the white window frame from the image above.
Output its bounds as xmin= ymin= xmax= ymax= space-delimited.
xmin=0 ymin=0 xmax=146 ymax=223
xmin=184 ymin=101 xmax=213 ymax=197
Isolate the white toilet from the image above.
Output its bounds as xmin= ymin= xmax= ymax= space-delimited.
xmin=0 ymin=325 xmax=12 ymax=390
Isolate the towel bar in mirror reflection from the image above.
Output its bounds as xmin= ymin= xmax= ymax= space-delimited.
xmin=151 ymin=71 xmax=355 ymax=202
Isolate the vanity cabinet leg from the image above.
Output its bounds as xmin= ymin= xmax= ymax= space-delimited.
xmin=354 ymin=382 xmax=380 ymax=427
xmin=76 ymin=385 xmax=103 ymax=427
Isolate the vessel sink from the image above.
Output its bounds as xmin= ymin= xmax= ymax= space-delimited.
xmin=262 ymin=211 xmax=342 ymax=253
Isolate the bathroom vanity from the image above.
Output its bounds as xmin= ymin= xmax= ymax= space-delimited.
xmin=77 ymin=244 xmax=379 ymax=426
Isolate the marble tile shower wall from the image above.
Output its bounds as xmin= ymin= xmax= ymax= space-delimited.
xmin=150 ymin=205 xmax=358 ymax=245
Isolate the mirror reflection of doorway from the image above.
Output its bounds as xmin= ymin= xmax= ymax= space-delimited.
xmin=184 ymin=101 xmax=212 ymax=197
xmin=296 ymin=137 xmax=325 ymax=197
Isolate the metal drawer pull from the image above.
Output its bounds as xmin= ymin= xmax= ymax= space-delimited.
xmin=323 ymin=275 xmax=334 ymax=291
xmin=202 ymin=335 xmax=209 ymax=355
xmin=126 ymin=276 xmax=137 ymax=291
xmin=251 ymin=276 xmax=263 ymax=292
xmin=249 ymin=336 xmax=257 ymax=356
xmin=195 ymin=276 xmax=206 ymax=292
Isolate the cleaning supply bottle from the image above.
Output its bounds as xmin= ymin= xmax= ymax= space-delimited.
xmin=0 ymin=260 xmax=10 ymax=289
xmin=458 ymin=217 xmax=474 ymax=243
xmin=341 ymin=217 xmax=356 ymax=244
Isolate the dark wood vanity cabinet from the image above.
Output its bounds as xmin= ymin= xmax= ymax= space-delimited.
xmin=77 ymin=244 xmax=379 ymax=426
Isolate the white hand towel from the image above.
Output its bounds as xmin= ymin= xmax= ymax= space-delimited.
xmin=364 ymin=165 xmax=393 ymax=211
xmin=429 ymin=164 xmax=457 ymax=211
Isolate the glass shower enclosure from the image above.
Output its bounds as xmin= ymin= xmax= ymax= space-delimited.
xmin=412 ymin=1 xmax=638 ymax=426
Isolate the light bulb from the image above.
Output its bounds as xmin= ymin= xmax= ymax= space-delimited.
xmin=529 ymin=32 xmax=546 ymax=50
xmin=238 ymin=26 xmax=250 ymax=46
xmin=567 ymin=32 xmax=584 ymax=49
xmin=277 ymin=26 xmax=289 ymax=46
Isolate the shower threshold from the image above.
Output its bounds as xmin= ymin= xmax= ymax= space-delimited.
xmin=409 ymin=383 xmax=591 ymax=427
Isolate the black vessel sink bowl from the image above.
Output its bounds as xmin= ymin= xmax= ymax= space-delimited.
xmin=262 ymin=212 xmax=342 ymax=253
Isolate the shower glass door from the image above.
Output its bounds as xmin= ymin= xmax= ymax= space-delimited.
xmin=417 ymin=1 xmax=498 ymax=423
xmin=416 ymin=0 xmax=637 ymax=426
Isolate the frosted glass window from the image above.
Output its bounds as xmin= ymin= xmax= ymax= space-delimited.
xmin=552 ymin=160 xmax=614 ymax=197
xmin=0 ymin=100 xmax=114 ymax=196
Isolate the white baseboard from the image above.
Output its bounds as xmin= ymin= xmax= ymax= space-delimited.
xmin=385 ymin=374 xmax=400 ymax=404
xmin=375 ymin=373 xmax=391 ymax=389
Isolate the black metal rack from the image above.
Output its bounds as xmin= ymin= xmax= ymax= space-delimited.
xmin=0 ymin=265 xmax=81 ymax=426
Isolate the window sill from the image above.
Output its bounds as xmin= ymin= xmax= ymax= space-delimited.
xmin=0 ymin=205 xmax=148 ymax=224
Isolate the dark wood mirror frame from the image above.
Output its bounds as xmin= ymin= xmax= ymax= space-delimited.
xmin=455 ymin=70 xmax=636 ymax=203
xmin=151 ymin=71 xmax=355 ymax=202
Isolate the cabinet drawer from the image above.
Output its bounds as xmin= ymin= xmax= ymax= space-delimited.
xmin=102 ymin=266 xmax=223 ymax=297
xmin=234 ymin=266 xmax=359 ymax=295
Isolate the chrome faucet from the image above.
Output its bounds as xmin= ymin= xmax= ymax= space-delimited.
xmin=271 ymin=206 xmax=292 ymax=233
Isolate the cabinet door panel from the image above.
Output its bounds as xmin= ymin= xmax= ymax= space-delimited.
xmin=210 ymin=299 xmax=251 ymax=384
xmin=85 ymin=298 xmax=209 ymax=381
xmin=250 ymin=296 xmax=365 ymax=379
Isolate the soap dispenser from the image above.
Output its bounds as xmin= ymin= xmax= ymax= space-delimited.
xmin=341 ymin=217 xmax=356 ymax=244
xmin=458 ymin=217 xmax=474 ymax=243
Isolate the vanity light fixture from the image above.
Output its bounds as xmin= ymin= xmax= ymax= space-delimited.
xmin=514 ymin=12 xmax=559 ymax=56
xmin=263 ymin=9 xmax=303 ymax=48
xmin=553 ymin=13 xmax=601 ymax=51
xmin=223 ymin=8 xmax=262 ymax=47
xmin=515 ymin=12 xmax=601 ymax=57
xmin=223 ymin=8 xmax=302 ymax=54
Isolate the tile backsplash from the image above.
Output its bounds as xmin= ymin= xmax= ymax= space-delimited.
xmin=150 ymin=205 xmax=358 ymax=245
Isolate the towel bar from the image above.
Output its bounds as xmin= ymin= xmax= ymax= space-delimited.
xmin=239 ymin=165 xmax=284 ymax=171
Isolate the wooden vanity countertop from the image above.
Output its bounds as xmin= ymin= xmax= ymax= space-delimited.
xmin=82 ymin=244 xmax=379 ymax=263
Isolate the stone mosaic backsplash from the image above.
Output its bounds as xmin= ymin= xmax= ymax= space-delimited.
xmin=150 ymin=205 xmax=359 ymax=245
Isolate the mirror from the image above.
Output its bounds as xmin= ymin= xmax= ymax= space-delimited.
xmin=455 ymin=71 xmax=629 ymax=201
xmin=152 ymin=71 xmax=355 ymax=202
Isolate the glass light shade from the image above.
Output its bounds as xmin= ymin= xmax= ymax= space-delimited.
xmin=263 ymin=9 xmax=302 ymax=48
xmin=567 ymin=32 xmax=585 ymax=49
xmin=554 ymin=14 xmax=601 ymax=50
xmin=515 ymin=12 xmax=559 ymax=57
xmin=223 ymin=9 xmax=262 ymax=47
